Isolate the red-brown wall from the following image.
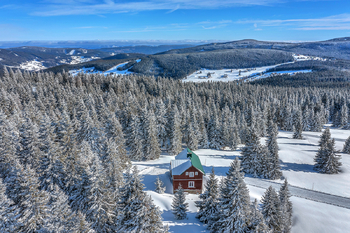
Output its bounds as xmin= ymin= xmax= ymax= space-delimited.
xmin=172 ymin=166 xmax=203 ymax=194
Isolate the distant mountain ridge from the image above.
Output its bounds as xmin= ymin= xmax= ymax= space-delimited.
xmin=0 ymin=44 xmax=196 ymax=70
xmin=2 ymin=37 xmax=350 ymax=80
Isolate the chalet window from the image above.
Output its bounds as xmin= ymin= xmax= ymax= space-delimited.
xmin=189 ymin=172 xmax=194 ymax=177
xmin=188 ymin=181 xmax=195 ymax=188
xmin=186 ymin=172 xmax=188 ymax=175
xmin=195 ymin=172 xmax=198 ymax=175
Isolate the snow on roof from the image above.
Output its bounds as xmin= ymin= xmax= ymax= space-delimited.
xmin=175 ymin=148 xmax=190 ymax=160
xmin=171 ymin=148 xmax=205 ymax=175
xmin=170 ymin=159 xmax=192 ymax=176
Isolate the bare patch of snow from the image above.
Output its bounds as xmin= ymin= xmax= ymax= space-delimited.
xmin=67 ymin=49 xmax=75 ymax=55
xmin=293 ymin=54 xmax=327 ymax=61
xmin=69 ymin=61 xmax=135 ymax=76
xmin=19 ymin=60 xmax=46 ymax=71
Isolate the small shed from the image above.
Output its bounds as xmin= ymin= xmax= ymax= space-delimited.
xmin=170 ymin=148 xmax=205 ymax=194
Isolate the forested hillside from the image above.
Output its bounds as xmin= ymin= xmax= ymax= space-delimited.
xmin=0 ymin=67 xmax=349 ymax=231
xmin=161 ymin=37 xmax=350 ymax=60
xmin=130 ymin=49 xmax=293 ymax=79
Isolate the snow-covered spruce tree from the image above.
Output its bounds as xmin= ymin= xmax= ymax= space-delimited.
xmin=261 ymin=186 xmax=282 ymax=232
xmin=198 ymin=110 xmax=209 ymax=149
xmin=167 ymin=105 xmax=182 ymax=155
xmin=292 ymin=110 xmax=303 ymax=139
xmin=187 ymin=120 xmax=199 ymax=151
xmin=67 ymin=143 xmax=92 ymax=214
xmin=143 ymin=195 xmax=169 ymax=233
xmin=126 ymin=113 xmax=144 ymax=160
xmin=0 ymin=110 xmax=17 ymax=180
xmin=141 ymin=108 xmax=161 ymax=160
xmin=265 ymin=120 xmax=282 ymax=180
xmin=37 ymin=121 xmax=66 ymax=193
xmin=339 ymin=103 xmax=348 ymax=128
xmin=100 ymin=138 xmax=125 ymax=194
xmin=247 ymin=199 xmax=270 ymax=233
xmin=221 ymin=105 xmax=231 ymax=148
xmin=16 ymin=165 xmax=52 ymax=233
xmin=207 ymin=106 xmax=222 ymax=150
xmin=0 ymin=178 xmax=19 ymax=232
xmin=213 ymin=158 xmax=251 ymax=233
xmin=45 ymin=185 xmax=76 ymax=232
xmin=103 ymin=114 xmax=129 ymax=167
xmin=155 ymin=99 xmax=167 ymax=148
xmin=16 ymin=116 xmax=41 ymax=170
xmin=241 ymin=126 xmax=268 ymax=177
xmin=155 ymin=176 xmax=166 ymax=194
xmin=314 ymin=128 xmax=342 ymax=174
xmin=279 ymin=180 xmax=293 ymax=233
xmin=73 ymin=211 xmax=96 ymax=233
xmin=343 ymin=136 xmax=350 ymax=154
xmin=54 ymin=115 xmax=79 ymax=189
xmin=195 ymin=167 xmax=220 ymax=225
xmin=118 ymin=166 xmax=166 ymax=232
xmin=172 ymin=183 xmax=188 ymax=220
xmin=85 ymin=149 xmax=116 ymax=233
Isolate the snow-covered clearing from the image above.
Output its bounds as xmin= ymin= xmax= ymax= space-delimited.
xmin=183 ymin=54 xmax=319 ymax=83
xmin=183 ymin=66 xmax=311 ymax=83
xmin=19 ymin=60 xmax=46 ymax=71
xmin=67 ymin=49 xmax=75 ymax=55
xmin=69 ymin=60 xmax=136 ymax=76
xmin=293 ymin=54 xmax=327 ymax=61
xmin=134 ymin=127 xmax=350 ymax=233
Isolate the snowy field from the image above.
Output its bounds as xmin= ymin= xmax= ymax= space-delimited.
xmin=69 ymin=59 xmax=141 ymax=76
xmin=183 ymin=54 xmax=320 ymax=83
xmin=133 ymin=127 xmax=350 ymax=233
xmin=183 ymin=66 xmax=311 ymax=83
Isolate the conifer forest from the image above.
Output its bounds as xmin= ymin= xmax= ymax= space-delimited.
xmin=0 ymin=66 xmax=349 ymax=232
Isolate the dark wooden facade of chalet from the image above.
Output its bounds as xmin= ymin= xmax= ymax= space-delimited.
xmin=172 ymin=166 xmax=203 ymax=194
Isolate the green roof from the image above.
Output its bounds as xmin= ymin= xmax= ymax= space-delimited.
xmin=186 ymin=148 xmax=205 ymax=174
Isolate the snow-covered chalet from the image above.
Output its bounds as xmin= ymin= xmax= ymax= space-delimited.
xmin=170 ymin=148 xmax=205 ymax=194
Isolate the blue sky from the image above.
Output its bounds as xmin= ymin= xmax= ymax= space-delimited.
xmin=1 ymin=0 xmax=350 ymax=42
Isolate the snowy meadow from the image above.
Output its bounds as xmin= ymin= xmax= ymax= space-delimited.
xmin=135 ymin=127 xmax=350 ymax=233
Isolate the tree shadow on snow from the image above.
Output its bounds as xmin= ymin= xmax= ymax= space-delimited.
xmin=279 ymin=142 xmax=316 ymax=147
xmin=140 ymin=171 xmax=174 ymax=194
xmin=202 ymin=165 xmax=231 ymax=177
xmin=280 ymin=161 xmax=317 ymax=173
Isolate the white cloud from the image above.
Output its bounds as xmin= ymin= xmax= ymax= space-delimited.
xmin=31 ymin=0 xmax=284 ymax=16
xmin=237 ymin=14 xmax=350 ymax=31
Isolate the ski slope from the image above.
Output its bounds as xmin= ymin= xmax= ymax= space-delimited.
xmin=134 ymin=127 xmax=350 ymax=233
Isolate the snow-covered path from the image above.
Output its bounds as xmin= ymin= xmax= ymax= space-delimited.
xmin=245 ymin=177 xmax=350 ymax=209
